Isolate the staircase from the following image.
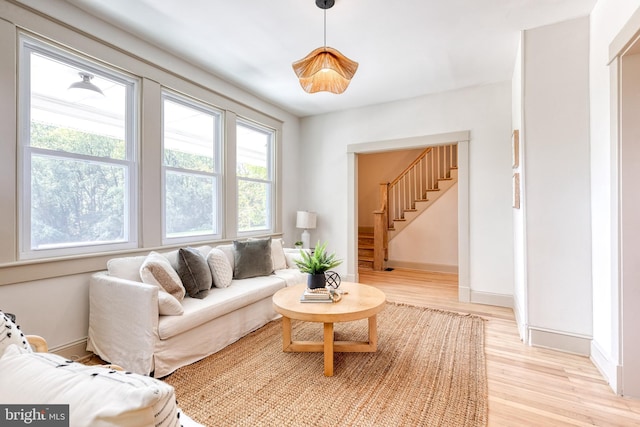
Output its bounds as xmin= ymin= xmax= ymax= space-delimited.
xmin=357 ymin=229 xmax=375 ymax=269
xmin=363 ymin=143 xmax=458 ymax=271
xmin=387 ymin=167 xmax=457 ymax=239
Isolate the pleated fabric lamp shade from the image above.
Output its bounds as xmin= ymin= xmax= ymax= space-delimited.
xmin=292 ymin=46 xmax=358 ymax=94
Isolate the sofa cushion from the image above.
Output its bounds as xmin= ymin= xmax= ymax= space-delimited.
xmin=177 ymin=247 xmax=211 ymax=299
xmin=140 ymin=251 xmax=186 ymax=301
xmin=0 ymin=345 xmax=180 ymax=427
xmin=273 ymin=268 xmax=307 ymax=287
xmin=207 ymin=248 xmax=233 ymax=288
xmin=233 ymin=238 xmax=273 ymax=279
xmin=158 ymin=276 xmax=286 ymax=340
xmin=107 ymin=255 xmax=147 ymax=282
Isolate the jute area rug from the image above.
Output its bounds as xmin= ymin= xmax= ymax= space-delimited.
xmin=164 ymin=303 xmax=487 ymax=427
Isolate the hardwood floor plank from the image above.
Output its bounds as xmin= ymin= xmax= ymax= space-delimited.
xmin=357 ymin=268 xmax=640 ymax=426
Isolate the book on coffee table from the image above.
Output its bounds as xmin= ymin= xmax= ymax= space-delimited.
xmin=300 ymin=288 xmax=332 ymax=303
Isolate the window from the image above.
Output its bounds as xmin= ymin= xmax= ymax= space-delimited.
xmin=19 ymin=36 xmax=138 ymax=259
xmin=236 ymin=120 xmax=274 ymax=234
xmin=162 ymin=92 xmax=222 ymax=243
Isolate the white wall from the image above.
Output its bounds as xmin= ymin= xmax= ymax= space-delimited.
xmin=589 ymin=0 xmax=640 ymax=391
xmin=389 ymin=183 xmax=458 ymax=270
xmin=300 ymin=82 xmax=514 ymax=299
xmin=523 ymin=16 xmax=593 ymax=351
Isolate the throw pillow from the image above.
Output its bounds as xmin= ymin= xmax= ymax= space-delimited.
xmin=0 ymin=311 xmax=32 ymax=358
xmin=140 ymin=251 xmax=186 ymax=301
xmin=271 ymin=238 xmax=287 ymax=270
xmin=250 ymin=237 xmax=287 ymax=270
xmin=284 ymin=248 xmax=311 ymax=269
xmin=0 ymin=345 xmax=180 ymax=427
xmin=216 ymin=244 xmax=235 ymax=275
xmin=157 ymin=291 xmax=184 ymax=316
xmin=176 ymin=247 xmax=212 ymax=299
xmin=233 ymin=238 xmax=274 ymax=279
xmin=207 ymin=248 xmax=233 ymax=288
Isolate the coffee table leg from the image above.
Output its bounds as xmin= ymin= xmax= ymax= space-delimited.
xmin=324 ymin=322 xmax=334 ymax=376
xmin=368 ymin=314 xmax=378 ymax=351
xmin=282 ymin=316 xmax=292 ymax=351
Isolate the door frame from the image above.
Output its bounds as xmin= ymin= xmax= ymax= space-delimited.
xmin=608 ymin=7 xmax=640 ymax=397
xmin=346 ymin=130 xmax=470 ymax=302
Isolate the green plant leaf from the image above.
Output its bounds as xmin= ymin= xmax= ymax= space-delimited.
xmin=293 ymin=241 xmax=342 ymax=274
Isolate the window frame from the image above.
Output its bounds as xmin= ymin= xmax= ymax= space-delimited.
xmin=161 ymin=90 xmax=223 ymax=245
xmin=235 ymin=118 xmax=275 ymax=237
xmin=17 ymin=34 xmax=139 ymax=260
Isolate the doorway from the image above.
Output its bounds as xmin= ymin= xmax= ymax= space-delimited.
xmin=346 ymin=131 xmax=470 ymax=302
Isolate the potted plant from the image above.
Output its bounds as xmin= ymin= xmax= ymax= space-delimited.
xmin=294 ymin=241 xmax=304 ymax=249
xmin=295 ymin=241 xmax=342 ymax=289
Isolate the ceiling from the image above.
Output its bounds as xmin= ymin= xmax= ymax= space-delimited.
xmin=65 ymin=0 xmax=597 ymax=117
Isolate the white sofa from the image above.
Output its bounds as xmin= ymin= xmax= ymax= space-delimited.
xmin=87 ymin=239 xmax=306 ymax=378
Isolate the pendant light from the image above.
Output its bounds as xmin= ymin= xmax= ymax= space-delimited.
xmin=292 ymin=0 xmax=358 ymax=94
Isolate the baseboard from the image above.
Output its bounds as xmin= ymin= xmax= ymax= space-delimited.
xmin=470 ymin=290 xmax=513 ymax=308
xmin=528 ymin=327 xmax=591 ymax=356
xmin=386 ymin=260 xmax=458 ymax=274
xmin=458 ymin=286 xmax=470 ymax=303
xmin=49 ymin=338 xmax=92 ymax=362
xmin=590 ymin=341 xmax=621 ymax=395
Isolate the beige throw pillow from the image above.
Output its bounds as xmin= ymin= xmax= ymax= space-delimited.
xmin=207 ymin=248 xmax=233 ymax=288
xmin=157 ymin=291 xmax=184 ymax=316
xmin=140 ymin=251 xmax=186 ymax=301
xmin=271 ymin=238 xmax=287 ymax=270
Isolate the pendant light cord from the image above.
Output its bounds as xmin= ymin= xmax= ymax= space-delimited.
xmin=323 ymin=8 xmax=327 ymax=48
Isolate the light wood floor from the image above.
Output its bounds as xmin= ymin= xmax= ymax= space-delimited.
xmin=358 ymin=268 xmax=640 ymax=427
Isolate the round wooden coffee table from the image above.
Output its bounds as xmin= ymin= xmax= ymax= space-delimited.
xmin=272 ymin=282 xmax=386 ymax=376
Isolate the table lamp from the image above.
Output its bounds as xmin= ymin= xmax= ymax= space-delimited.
xmin=296 ymin=211 xmax=317 ymax=249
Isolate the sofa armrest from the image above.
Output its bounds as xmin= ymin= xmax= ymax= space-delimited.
xmin=88 ymin=272 xmax=159 ymax=375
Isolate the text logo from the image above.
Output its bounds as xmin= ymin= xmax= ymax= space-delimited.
xmin=0 ymin=405 xmax=69 ymax=426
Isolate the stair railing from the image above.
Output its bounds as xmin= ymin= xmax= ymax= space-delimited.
xmin=372 ymin=143 xmax=458 ymax=271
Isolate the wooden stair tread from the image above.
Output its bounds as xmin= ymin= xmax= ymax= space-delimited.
xmin=359 ymin=244 xmax=374 ymax=249
xmin=359 ymin=256 xmax=374 ymax=262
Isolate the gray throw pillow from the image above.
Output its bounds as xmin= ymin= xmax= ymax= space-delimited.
xmin=177 ymin=247 xmax=212 ymax=299
xmin=233 ymin=238 xmax=274 ymax=279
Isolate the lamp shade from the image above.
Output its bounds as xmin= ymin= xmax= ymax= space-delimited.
xmin=296 ymin=211 xmax=317 ymax=229
xmin=292 ymin=47 xmax=358 ymax=94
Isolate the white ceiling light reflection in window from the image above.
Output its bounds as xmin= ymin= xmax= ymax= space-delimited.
xmin=30 ymin=53 xmax=126 ymax=141
xmin=68 ymin=71 xmax=104 ymax=97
